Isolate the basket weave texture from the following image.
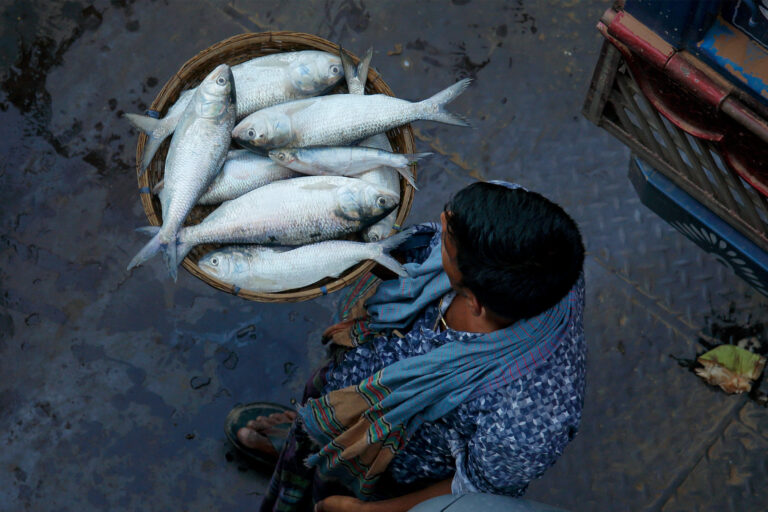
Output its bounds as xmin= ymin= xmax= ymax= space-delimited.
xmin=135 ymin=32 xmax=416 ymax=302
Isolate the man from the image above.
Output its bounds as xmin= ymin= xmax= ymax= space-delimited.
xmin=228 ymin=181 xmax=586 ymax=512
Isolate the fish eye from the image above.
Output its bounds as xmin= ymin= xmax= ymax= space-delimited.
xmin=376 ymin=196 xmax=387 ymax=207
xmin=216 ymin=76 xmax=226 ymax=86
xmin=247 ymin=128 xmax=255 ymax=139
xmin=211 ymin=257 xmax=219 ymax=266
xmin=330 ymin=65 xmax=340 ymax=75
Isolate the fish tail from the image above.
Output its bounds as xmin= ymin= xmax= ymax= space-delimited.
xmin=176 ymin=238 xmax=196 ymax=269
xmin=357 ymin=47 xmax=373 ymax=84
xmin=127 ymin=228 xmax=167 ymax=272
xmin=123 ymin=113 xmax=175 ymax=176
xmin=124 ymin=112 xmax=160 ymax=134
xmin=419 ymin=78 xmax=472 ymax=127
xmin=340 ymin=46 xmax=373 ymax=95
xmin=340 ymin=46 xmax=358 ymax=81
xmin=372 ymin=228 xmax=415 ymax=276
xmin=135 ymin=225 xmax=161 ymax=237
xmin=162 ymin=238 xmax=179 ymax=282
xmin=152 ymin=179 xmax=165 ymax=195
xmin=403 ymin=152 xmax=432 ymax=164
xmin=392 ymin=164 xmax=418 ymax=190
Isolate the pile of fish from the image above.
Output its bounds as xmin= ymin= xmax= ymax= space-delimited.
xmin=126 ymin=46 xmax=470 ymax=293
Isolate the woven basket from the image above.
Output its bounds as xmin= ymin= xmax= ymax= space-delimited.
xmin=135 ymin=32 xmax=416 ymax=302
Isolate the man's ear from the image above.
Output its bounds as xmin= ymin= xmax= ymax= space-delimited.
xmin=464 ymin=288 xmax=484 ymax=317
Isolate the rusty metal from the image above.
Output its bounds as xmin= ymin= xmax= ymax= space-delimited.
xmin=584 ymin=42 xmax=768 ymax=255
xmin=600 ymin=8 xmax=768 ymax=148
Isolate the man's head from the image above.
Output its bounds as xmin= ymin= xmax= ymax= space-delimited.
xmin=441 ymin=182 xmax=584 ymax=323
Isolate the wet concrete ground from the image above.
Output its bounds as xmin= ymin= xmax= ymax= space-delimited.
xmin=1 ymin=1 xmax=767 ymax=510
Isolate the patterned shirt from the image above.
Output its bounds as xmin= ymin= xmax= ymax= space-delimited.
xmin=323 ymin=227 xmax=586 ymax=496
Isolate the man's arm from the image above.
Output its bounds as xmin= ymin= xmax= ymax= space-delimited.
xmin=316 ymin=478 xmax=452 ymax=512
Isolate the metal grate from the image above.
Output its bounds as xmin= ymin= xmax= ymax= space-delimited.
xmin=584 ymin=41 xmax=768 ymax=255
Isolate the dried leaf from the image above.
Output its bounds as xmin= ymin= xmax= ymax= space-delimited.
xmin=387 ymin=44 xmax=403 ymax=56
xmin=695 ymin=345 xmax=767 ymax=394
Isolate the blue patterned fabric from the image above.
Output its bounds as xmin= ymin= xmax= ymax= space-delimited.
xmin=323 ymin=229 xmax=586 ymax=496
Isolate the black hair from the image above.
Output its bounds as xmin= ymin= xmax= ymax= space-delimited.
xmin=444 ymin=182 xmax=584 ymax=322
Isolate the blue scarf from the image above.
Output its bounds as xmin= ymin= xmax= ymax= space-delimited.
xmin=300 ymin=235 xmax=584 ymax=498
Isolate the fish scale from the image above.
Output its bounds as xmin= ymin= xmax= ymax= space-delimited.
xmin=126 ymin=51 xmax=344 ymax=173
xmin=127 ymin=64 xmax=236 ymax=280
xmin=175 ymin=176 xmax=400 ymax=261
xmin=197 ymin=229 xmax=413 ymax=293
xmin=197 ymin=150 xmax=300 ymax=205
xmin=232 ymin=78 xmax=471 ymax=150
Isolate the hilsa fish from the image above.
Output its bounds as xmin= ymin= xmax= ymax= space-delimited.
xmin=198 ymin=229 xmax=414 ymax=293
xmin=232 ymin=77 xmax=471 ymax=150
xmin=160 ymin=176 xmax=400 ymax=266
xmin=126 ymin=51 xmax=344 ymax=174
xmin=127 ymin=63 xmax=236 ymax=280
xmin=267 ymin=146 xmax=428 ymax=189
xmin=152 ymin=150 xmax=301 ymax=205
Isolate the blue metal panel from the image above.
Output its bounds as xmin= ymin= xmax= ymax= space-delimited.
xmin=696 ymin=16 xmax=768 ymax=106
xmin=624 ymin=0 xmax=721 ymax=48
xmin=721 ymin=0 xmax=768 ymax=49
xmin=629 ymin=155 xmax=768 ymax=297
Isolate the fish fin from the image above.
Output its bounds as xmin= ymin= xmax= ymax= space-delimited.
xmin=392 ymin=165 xmax=418 ymax=190
xmin=371 ymin=229 xmax=414 ymax=278
xmin=373 ymin=253 xmax=407 ymax=277
xmin=124 ymin=112 xmax=160 ymax=134
xmin=127 ymin=230 xmax=166 ymax=272
xmin=152 ymin=179 xmax=164 ymax=194
xmin=372 ymin=227 xmax=415 ymax=275
xmin=163 ymin=237 xmax=179 ymax=282
xmin=340 ymin=46 xmax=359 ymax=82
xmin=376 ymin=227 xmax=415 ymax=250
xmin=176 ymin=239 xmax=195 ymax=271
xmin=403 ymin=152 xmax=432 ymax=163
xmin=357 ymin=48 xmax=373 ymax=85
xmin=135 ymin=225 xmax=161 ymax=237
xmin=419 ymin=78 xmax=472 ymax=127
xmin=124 ymin=113 xmax=175 ymax=176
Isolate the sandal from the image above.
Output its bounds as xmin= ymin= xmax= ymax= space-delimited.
xmin=224 ymin=402 xmax=294 ymax=466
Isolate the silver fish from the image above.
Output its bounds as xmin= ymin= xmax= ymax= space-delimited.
xmin=126 ymin=51 xmax=344 ymax=174
xmin=339 ymin=47 xmax=401 ymax=242
xmin=151 ymin=149 xmax=301 ymax=205
xmin=127 ymin=63 xmax=236 ymax=280
xmin=174 ymin=176 xmax=400 ymax=262
xmin=198 ymin=150 xmax=300 ymax=204
xmin=267 ymin=147 xmax=428 ymax=189
xmin=232 ymin=78 xmax=471 ymax=150
xmin=198 ymin=229 xmax=412 ymax=293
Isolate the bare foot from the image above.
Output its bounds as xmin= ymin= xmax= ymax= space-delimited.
xmin=236 ymin=411 xmax=297 ymax=457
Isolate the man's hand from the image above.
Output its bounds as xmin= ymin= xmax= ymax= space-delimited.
xmin=322 ymin=319 xmax=355 ymax=341
xmin=315 ymin=478 xmax=452 ymax=512
xmin=315 ymin=495 xmax=369 ymax=512
xmin=321 ymin=319 xmax=358 ymax=347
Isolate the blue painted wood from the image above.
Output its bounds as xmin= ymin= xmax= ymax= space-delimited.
xmin=629 ymin=155 xmax=768 ymax=297
xmin=624 ymin=0 xmax=721 ymax=48
xmin=721 ymin=0 xmax=768 ymax=50
xmin=696 ymin=16 xmax=768 ymax=107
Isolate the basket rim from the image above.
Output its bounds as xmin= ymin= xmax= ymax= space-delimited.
xmin=134 ymin=31 xmax=416 ymax=303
